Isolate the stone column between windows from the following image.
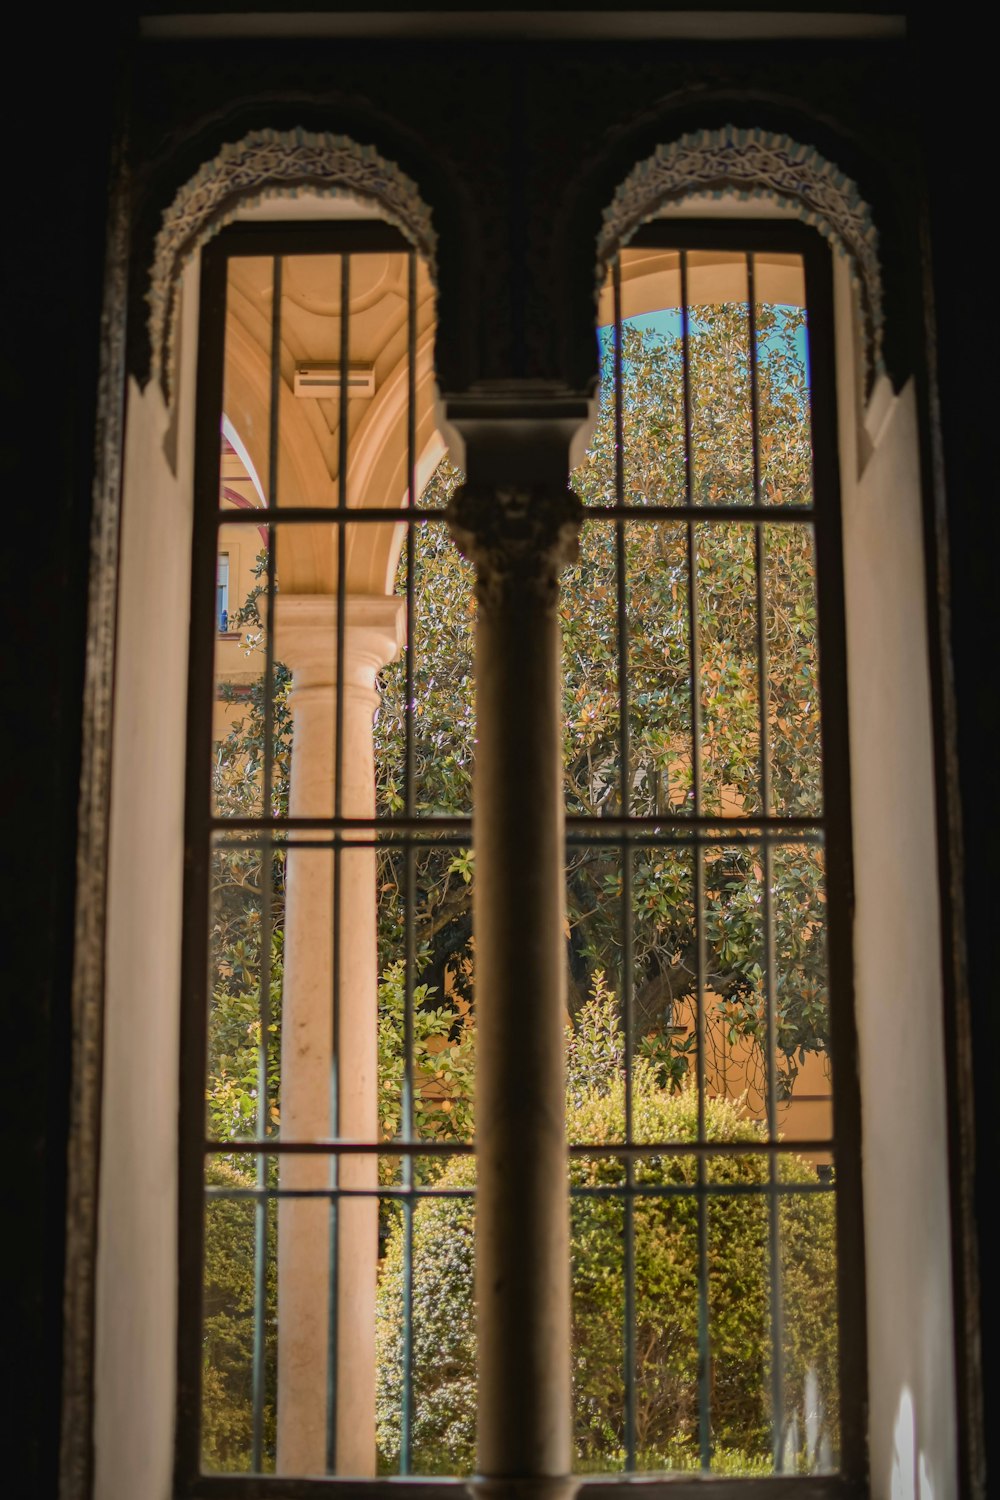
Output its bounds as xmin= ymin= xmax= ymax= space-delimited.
xmin=448 ymin=478 xmax=583 ymax=1500
xmin=272 ymin=592 xmax=405 ymax=1479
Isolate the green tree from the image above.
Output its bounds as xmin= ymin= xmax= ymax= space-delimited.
xmin=369 ymin=301 xmax=827 ymax=1101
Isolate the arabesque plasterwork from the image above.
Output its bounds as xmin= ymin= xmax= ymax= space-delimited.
xmin=148 ymin=128 xmax=437 ymax=402
xmin=598 ymin=125 xmax=884 ymax=389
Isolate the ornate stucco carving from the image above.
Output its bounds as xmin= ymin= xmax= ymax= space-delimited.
xmin=148 ymin=128 xmax=437 ymax=402
xmin=598 ymin=125 xmax=885 ymax=389
xmin=447 ymin=483 xmax=583 ymax=610
xmin=60 ymin=154 xmax=131 ymax=1500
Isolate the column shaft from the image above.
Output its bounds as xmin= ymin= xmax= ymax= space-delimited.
xmin=448 ymin=482 xmax=582 ymax=1500
xmin=273 ymin=594 xmax=404 ymax=1478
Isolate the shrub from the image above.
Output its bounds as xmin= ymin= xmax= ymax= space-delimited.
xmin=376 ymin=996 xmax=837 ymax=1475
xmin=202 ymin=1159 xmax=277 ymax=1471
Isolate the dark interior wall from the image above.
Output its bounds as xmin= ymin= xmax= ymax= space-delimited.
xmin=3 ymin=14 xmax=122 ymax=1492
xmin=123 ymin=33 xmax=921 ymax=396
xmin=3 ymin=9 xmax=991 ymax=1495
xmin=908 ymin=17 xmax=996 ymax=1497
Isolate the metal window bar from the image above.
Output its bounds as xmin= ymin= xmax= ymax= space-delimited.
xmin=324 ymin=248 xmax=352 ymax=1474
xmin=400 ymin=247 xmax=419 ymax=1476
xmin=611 ymin=254 xmax=638 ymax=1473
xmin=206 ymin=1180 xmax=834 ymax=1205
xmin=208 ymin=1138 xmax=835 ymax=1160
xmin=746 ymin=251 xmax=787 ymax=1471
xmin=679 ymin=249 xmax=714 ymax=1474
xmin=215 ymin=502 xmax=817 ymax=526
xmin=250 ymin=251 xmax=283 ymax=1473
xmin=210 ymin=812 xmax=820 ymax=835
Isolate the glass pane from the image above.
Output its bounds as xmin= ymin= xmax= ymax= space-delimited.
xmin=202 ymin=1168 xmax=277 ymax=1473
xmin=765 ymin=522 xmax=823 ymax=816
xmin=706 ymin=1181 xmax=770 ymax=1474
xmin=687 ymin=252 xmax=753 ymax=508
xmin=223 ymin=256 xmax=274 ymax=511
xmin=778 ymin=1185 xmax=840 ymax=1472
xmin=562 ymin=519 xmax=621 ymax=813
xmin=377 ymin=1174 xmax=477 ymax=1474
xmin=207 ymin=836 xmax=283 ymax=1143
xmin=632 ymin=1170 xmax=702 ymax=1471
xmin=566 ymin=844 xmax=626 ymax=1145
xmin=626 ymin=522 xmax=691 ymax=815
xmin=696 ymin=522 xmax=762 ymax=815
xmin=376 ymin=844 xmax=476 ymax=1147
xmin=619 ymin=250 xmax=686 ymax=509
xmin=212 ymin=523 xmax=286 ymax=820
xmin=570 ymin=1173 xmax=627 ymax=1471
xmin=772 ymin=841 xmax=833 ymax=1145
xmin=701 ymin=842 xmax=767 ymax=1124
xmin=754 ymin=253 xmax=812 ymax=508
xmin=375 ymin=1197 xmax=407 ymax=1473
xmin=275 ymin=252 xmax=343 ymax=510
xmin=377 ymin=515 xmax=475 ymax=819
xmin=630 ymin=844 xmax=698 ymax=1132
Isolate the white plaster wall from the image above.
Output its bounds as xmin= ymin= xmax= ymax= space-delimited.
xmin=835 ymin=257 xmax=958 ymax=1500
xmin=93 ymin=264 xmax=200 ymax=1500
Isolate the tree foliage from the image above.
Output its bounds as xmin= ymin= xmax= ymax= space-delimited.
xmin=371 ymin=301 xmax=828 ymax=1104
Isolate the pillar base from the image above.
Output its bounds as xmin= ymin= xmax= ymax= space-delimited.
xmin=471 ymin=1476 xmax=580 ymax=1500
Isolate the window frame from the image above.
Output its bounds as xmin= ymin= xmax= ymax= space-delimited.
xmin=179 ymin=219 xmax=467 ymax=1497
xmin=576 ymin=219 xmax=867 ymax=1492
xmin=176 ymin=217 xmax=865 ymax=1499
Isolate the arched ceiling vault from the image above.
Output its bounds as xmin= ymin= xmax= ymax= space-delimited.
xmin=223 ymin=250 xmax=439 ymax=596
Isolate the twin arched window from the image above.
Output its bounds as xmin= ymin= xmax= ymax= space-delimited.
xmin=181 ymin=214 xmax=860 ymax=1492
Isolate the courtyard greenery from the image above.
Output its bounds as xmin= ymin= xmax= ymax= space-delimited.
xmin=374 ymin=983 xmax=838 ymax=1475
xmin=203 ymin=294 xmax=835 ymax=1473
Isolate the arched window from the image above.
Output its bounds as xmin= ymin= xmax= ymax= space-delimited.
xmin=179 ymin=211 xmax=861 ymax=1489
xmin=559 ymin=220 xmax=860 ymax=1478
xmin=181 ymin=220 xmax=467 ymax=1481
xmin=75 ymin=112 xmax=962 ymax=1500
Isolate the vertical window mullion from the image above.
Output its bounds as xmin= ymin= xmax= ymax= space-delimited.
xmin=326 ymin=248 xmax=351 ymax=1475
xmin=251 ymin=251 xmax=283 ymax=1475
xmin=681 ymin=248 xmax=713 ymax=1473
xmin=400 ymin=248 xmax=419 ymax=1476
xmin=612 ymin=255 xmax=638 ymax=1473
xmin=747 ymin=250 xmax=786 ymax=1470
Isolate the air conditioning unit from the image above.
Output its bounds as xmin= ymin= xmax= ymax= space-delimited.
xmin=293 ymin=363 xmax=377 ymax=398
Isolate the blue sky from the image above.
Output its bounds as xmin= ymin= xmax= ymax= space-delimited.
xmin=597 ymin=306 xmax=810 ymax=388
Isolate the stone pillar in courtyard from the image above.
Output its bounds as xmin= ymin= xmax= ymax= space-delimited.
xmin=272 ymin=593 xmax=405 ymax=1478
xmin=447 ymin=471 xmax=583 ymax=1500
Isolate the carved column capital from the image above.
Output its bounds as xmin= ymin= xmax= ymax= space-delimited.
xmin=446 ymin=483 xmax=583 ymax=611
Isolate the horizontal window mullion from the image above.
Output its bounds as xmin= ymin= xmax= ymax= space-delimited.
xmin=210 ymin=814 xmax=471 ymax=833
xmin=582 ymin=503 xmax=814 ymax=523
xmin=569 ymin=1139 xmax=834 ymax=1158
xmin=207 ymin=1138 xmax=473 ymax=1155
xmin=215 ymin=505 xmax=448 ymax=526
xmin=571 ymin=1181 xmax=835 ymax=1200
xmin=566 ymin=827 xmax=823 ymax=848
xmin=206 ymin=1138 xmax=833 ymax=1157
xmin=205 ymin=1186 xmax=476 ymax=1202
